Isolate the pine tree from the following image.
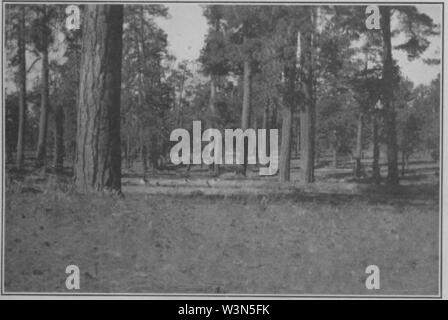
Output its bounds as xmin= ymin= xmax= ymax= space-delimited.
xmin=74 ymin=5 xmax=124 ymax=193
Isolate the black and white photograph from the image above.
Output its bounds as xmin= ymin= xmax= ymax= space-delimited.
xmin=0 ymin=0 xmax=444 ymax=300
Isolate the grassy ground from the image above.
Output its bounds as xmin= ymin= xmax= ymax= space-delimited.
xmin=3 ymin=157 xmax=440 ymax=295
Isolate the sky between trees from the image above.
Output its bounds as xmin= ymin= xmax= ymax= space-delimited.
xmin=156 ymin=3 xmax=441 ymax=86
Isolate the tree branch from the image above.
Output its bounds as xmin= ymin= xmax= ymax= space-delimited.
xmin=27 ymin=56 xmax=41 ymax=73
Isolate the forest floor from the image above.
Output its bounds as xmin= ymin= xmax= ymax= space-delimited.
xmin=3 ymin=156 xmax=440 ymax=295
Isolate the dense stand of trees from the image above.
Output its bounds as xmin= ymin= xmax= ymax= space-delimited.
xmin=198 ymin=5 xmax=439 ymax=184
xmin=4 ymin=4 xmax=440 ymax=193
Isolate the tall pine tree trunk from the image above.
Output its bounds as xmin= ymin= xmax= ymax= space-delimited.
xmin=126 ymin=134 xmax=132 ymax=168
xmin=262 ymin=100 xmax=269 ymax=130
xmin=74 ymin=5 xmax=123 ymax=193
xmin=142 ymin=144 xmax=148 ymax=173
xmin=15 ymin=6 xmax=27 ymax=169
xmin=35 ymin=8 xmax=49 ymax=168
xmin=380 ymin=6 xmax=399 ymax=185
xmin=300 ymin=9 xmax=316 ymax=183
xmin=401 ymin=150 xmax=406 ymax=177
xmin=279 ymin=105 xmax=292 ymax=182
xmin=332 ymin=145 xmax=338 ymax=168
xmin=294 ymin=114 xmax=301 ymax=158
xmin=263 ymin=100 xmax=270 ymax=156
xmin=270 ymin=98 xmax=279 ymax=133
xmin=241 ymin=56 xmax=252 ymax=176
xmin=209 ymin=76 xmax=217 ymax=115
xmin=124 ymin=134 xmax=129 ymax=168
xmin=209 ymin=75 xmax=220 ymax=176
xmin=354 ymin=51 xmax=368 ymax=178
xmin=372 ymin=113 xmax=381 ymax=184
xmin=354 ymin=113 xmax=363 ymax=178
xmin=150 ymin=133 xmax=158 ymax=172
xmin=176 ymin=70 xmax=186 ymax=128
xmin=54 ymin=103 xmax=64 ymax=172
xmin=279 ymin=29 xmax=297 ymax=182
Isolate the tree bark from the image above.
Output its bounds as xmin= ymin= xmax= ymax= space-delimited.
xmin=74 ymin=5 xmax=123 ymax=193
xmin=300 ymin=9 xmax=316 ymax=183
xmin=294 ymin=114 xmax=301 ymax=158
xmin=241 ymin=60 xmax=251 ymax=131
xmin=332 ymin=145 xmax=338 ymax=168
xmin=380 ymin=6 xmax=399 ymax=185
xmin=279 ymin=29 xmax=297 ymax=182
xmin=372 ymin=113 xmax=381 ymax=184
xmin=150 ymin=133 xmax=158 ymax=172
xmin=270 ymin=97 xmax=279 ymax=130
xmin=15 ymin=6 xmax=27 ymax=169
xmin=176 ymin=69 xmax=187 ymax=128
xmin=354 ymin=113 xmax=363 ymax=178
xmin=209 ymin=76 xmax=217 ymax=116
xmin=241 ymin=56 xmax=252 ymax=176
xmin=209 ymin=75 xmax=220 ymax=176
xmin=354 ymin=51 xmax=368 ymax=179
xmin=35 ymin=8 xmax=50 ymax=168
xmin=124 ymin=135 xmax=129 ymax=168
xmin=262 ymin=100 xmax=270 ymax=156
xmin=126 ymin=133 xmax=132 ymax=168
xmin=54 ymin=103 xmax=64 ymax=172
xmin=401 ymin=150 xmax=406 ymax=177
xmin=142 ymin=144 xmax=148 ymax=173
xmin=262 ymin=100 xmax=269 ymax=130
xmin=279 ymin=104 xmax=292 ymax=182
